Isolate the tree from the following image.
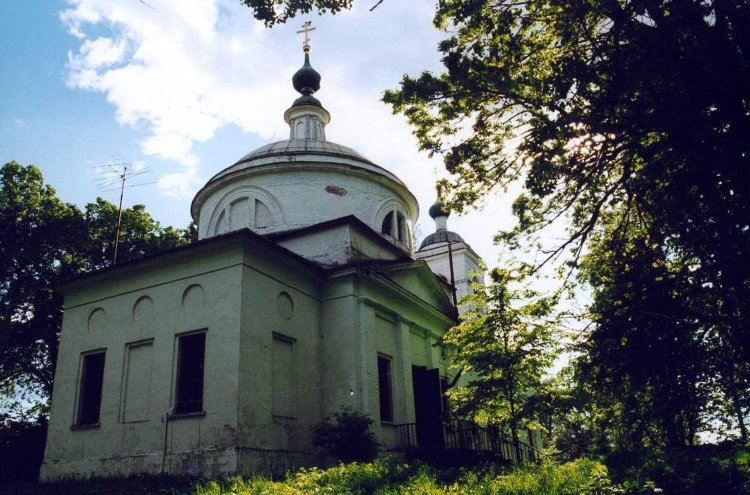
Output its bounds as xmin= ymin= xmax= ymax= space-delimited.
xmin=381 ymin=3 xmax=749 ymax=427
xmin=83 ymin=198 xmax=194 ymax=270
xmin=238 ymin=0 xmax=353 ymax=26
xmin=0 ymin=162 xmax=86 ymax=407
xmin=0 ymin=162 xmax=192 ymax=417
xmin=576 ymin=214 xmax=716 ymax=448
xmin=443 ymin=267 xmax=557 ymax=460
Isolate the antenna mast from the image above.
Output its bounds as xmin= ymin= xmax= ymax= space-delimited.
xmin=93 ymin=158 xmax=155 ymax=265
xmin=113 ymin=165 xmax=127 ymax=265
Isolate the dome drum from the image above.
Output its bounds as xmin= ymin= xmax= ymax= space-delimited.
xmin=191 ymin=46 xmax=419 ymax=253
xmin=193 ymin=159 xmax=418 ymax=247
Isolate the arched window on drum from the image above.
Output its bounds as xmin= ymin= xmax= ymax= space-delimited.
xmin=380 ymin=208 xmax=410 ymax=246
xmin=212 ymin=197 xmax=275 ymax=236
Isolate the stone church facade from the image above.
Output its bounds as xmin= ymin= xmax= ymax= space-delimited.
xmin=39 ymin=42 xmax=481 ymax=480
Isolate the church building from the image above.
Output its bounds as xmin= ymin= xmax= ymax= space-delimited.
xmin=39 ymin=36 xmax=482 ymax=480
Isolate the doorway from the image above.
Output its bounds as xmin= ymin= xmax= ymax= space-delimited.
xmin=411 ymin=365 xmax=444 ymax=450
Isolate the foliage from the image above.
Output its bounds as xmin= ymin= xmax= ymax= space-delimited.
xmin=606 ymin=441 xmax=750 ymax=495
xmin=0 ymin=162 xmax=193 ymax=417
xmin=384 ymin=0 xmax=748 ymax=288
xmin=0 ymin=162 xmax=86 ymax=402
xmin=381 ymin=0 xmax=750 ymax=444
xmin=26 ymin=455 xmax=750 ymax=494
xmin=444 ymin=267 xmax=557 ymax=457
xmin=192 ymin=457 xmax=618 ymax=495
xmin=311 ymin=407 xmax=380 ymax=462
xmin=575 ymin=215 xmax=721 ymax=449
xmin=238 ymin=0 xmax=353 ymax=26
xmin=538 ymin=367 xmax=604 ymax=463
xmin=0 ymin=416 xmax=47 ymax=482
xmin=0 ymin=457 xmax=572 ymax=494
xmin=82 ymin=198 xmax=193 ymax=270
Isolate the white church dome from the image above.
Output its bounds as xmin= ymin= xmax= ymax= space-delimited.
xmin=191 ymin=47 xmax=418 ymax=251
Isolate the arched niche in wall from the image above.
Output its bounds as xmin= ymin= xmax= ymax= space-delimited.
xmin=182 ymin=284 xmax=205 ymax=311
xmin=375 ymin=199 xmax=412 ymax=249
xmin=207 ymin=185 xmax=284 ymax=236
xmin=179 ymin=284 xmax=208 ymax=328
xmin=87 ymin=307 xmax=106 ymax=333
xmin=132 ymin=296 xmax=155 ymax=323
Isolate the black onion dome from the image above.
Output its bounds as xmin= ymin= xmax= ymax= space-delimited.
xmin=292 ymin=53 xmax=321 ymax=96
xmin=419 ymin=230 xmax=465 ymax=250
xmin=428 ymin=201 xmax=451 ymax=219
xmin=292 ymin=93 xmax=322 ymax=108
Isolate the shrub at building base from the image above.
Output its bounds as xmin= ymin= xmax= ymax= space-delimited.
xmin=311 ymin=407 xmax=380 ymax=463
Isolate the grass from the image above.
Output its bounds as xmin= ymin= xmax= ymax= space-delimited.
xmin=0 ymin=457 xmax=631 ymax=495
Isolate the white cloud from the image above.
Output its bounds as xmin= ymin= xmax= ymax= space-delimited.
xmin=78 ymin=37 xmax=127 ymax=68
xmin=61 ymin=0 xmax=287 ymax=198
xmin=157 ymin=168 xmax=203 ymax=199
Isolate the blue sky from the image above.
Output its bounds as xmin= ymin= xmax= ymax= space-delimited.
xmin=1 ymin=0 xmax=519 ymax=266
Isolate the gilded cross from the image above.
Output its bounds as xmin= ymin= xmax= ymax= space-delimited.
xmin=296 ymin=21 xmax=316 ymax=51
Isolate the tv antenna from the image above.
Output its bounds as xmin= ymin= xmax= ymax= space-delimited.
xmin=92 ymin=158 xmax=155 ymax=265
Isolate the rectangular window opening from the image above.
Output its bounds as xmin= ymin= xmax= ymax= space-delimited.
xmin=76 ymin=351 xmax=106 ymax=426
xmin=174 ymin=332 xmax=206 ymax=415
xmin=378 ymin=354 xmax=394 ymax=422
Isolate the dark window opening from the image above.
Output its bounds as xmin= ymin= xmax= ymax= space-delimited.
xmin=76 ymin=352 xmax=106 ymax=426
xmin=378 ymin=355 xmax=394 ymax=422
xmin=174 ymin=332 xmax=206 ymax=414
xmin=381 ymin=211 xmax=394 ymax=237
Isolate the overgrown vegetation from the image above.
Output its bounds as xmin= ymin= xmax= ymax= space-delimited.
xmin=0 ymin=457 xmax=664 ymax=495
xmin=4 ymin=450 xmax=749 ymax=494
xmin=311 ymin=407 xmax=380 ymax=462
xmin=444 ymin=266 xmax=557 ymax=459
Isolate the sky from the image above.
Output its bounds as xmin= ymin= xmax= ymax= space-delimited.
xmin=0 ymin=0 xmax=520 ymax=268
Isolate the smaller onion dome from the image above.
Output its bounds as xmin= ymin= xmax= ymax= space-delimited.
xmin=292 ymin=93 xmax=322 ymax=108
xmin=419 ymin=197 xmax=460 ymax=249
xmin=419 ymin=230 xmax=465 ymax=250
xmin=428 ymin=201 xmax=451 ymax=219
xmin=292 ymin=53 xmax=321 ymax=97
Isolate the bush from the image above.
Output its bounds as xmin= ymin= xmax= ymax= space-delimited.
xmin=0 ymin=418 xmax=47 ymax=482
xmin=609 ymin=441 xmax=750 ymax=495
xmin=311 ymin=407 xmax=380 ymax=462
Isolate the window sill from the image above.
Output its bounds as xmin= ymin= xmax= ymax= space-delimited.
xmin=272 ymin=414 xmax=298 ymax=420
xmin=381 ymin=420 xmax=396 ymax=426
xmin=168 ymin=411 xmax=206 ymax=420
xmin=121 ymin=419 xmax=150 ymax=424
xmin=71 ymin=422 xmax=100 ymax=431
